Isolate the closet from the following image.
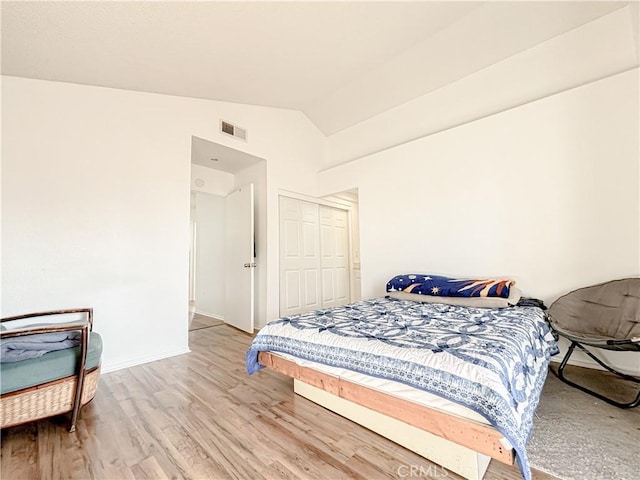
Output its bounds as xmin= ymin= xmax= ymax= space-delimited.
xmin=279 ymin=196 xmax=351 ymax=316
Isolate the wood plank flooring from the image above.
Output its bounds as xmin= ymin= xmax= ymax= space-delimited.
xmin=1 ymin=324 xmax=557 ymax=480
xmin=189 ymin=314 xmax=224 ymax=331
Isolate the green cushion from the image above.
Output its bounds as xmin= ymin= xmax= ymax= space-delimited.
xmin=1 ymin=331 xmax=103 ymax=395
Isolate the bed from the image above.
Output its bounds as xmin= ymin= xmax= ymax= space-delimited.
xmin=246 ymin=276 xmax=558 ymax=480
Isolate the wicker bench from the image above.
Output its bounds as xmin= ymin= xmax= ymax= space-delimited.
xmin=0 ymin=308 xmax=102 ymax=431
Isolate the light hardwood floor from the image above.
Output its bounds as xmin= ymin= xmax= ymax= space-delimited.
xmin=1 ymin=324 xmax=557 ymax=480
xmin=189 ymin=313 xmax=224 ymax=331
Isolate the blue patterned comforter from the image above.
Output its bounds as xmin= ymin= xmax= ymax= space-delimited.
xmin=246 ymin=297 xmax=558 ymax=480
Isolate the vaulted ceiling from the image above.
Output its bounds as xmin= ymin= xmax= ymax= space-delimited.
xmin=1 ymin=1 xmax=630 ymax=135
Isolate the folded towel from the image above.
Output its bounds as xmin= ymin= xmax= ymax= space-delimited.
xmin=1 ymin=331 xmax=81 ymax=363
xmin=387 ymin=274 xmax=515 ymax=298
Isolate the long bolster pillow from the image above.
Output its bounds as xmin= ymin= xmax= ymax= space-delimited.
xmin=387 ymin=274 xmax=515 ymax=298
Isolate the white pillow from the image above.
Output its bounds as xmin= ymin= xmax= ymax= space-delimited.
xmin=388 ymin=286 xmax=522 ymax=309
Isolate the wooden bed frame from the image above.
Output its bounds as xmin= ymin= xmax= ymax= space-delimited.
xmin=258 ymin=351 xmax=515 ymax=480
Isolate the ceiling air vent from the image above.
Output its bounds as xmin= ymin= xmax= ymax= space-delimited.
xmin=220 ymin=120 xmax=248 ymax=142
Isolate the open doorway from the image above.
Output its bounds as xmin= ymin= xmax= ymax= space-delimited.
xmin=189 ymin=191 xmax=226 ymax=328
xmin=188 ymin=136 xmax=266 ymax=339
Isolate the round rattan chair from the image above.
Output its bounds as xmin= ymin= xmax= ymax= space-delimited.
xmin=548 ymin=278 xmax=640 ymax=408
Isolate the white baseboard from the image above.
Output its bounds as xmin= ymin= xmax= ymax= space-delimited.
xmin=550 ymin=356 xmax=640 ymax=377
xmin=101 ymin=347 xmax=191 ymax=374
xmin=194 ymin=309 xmax=223 ymax=320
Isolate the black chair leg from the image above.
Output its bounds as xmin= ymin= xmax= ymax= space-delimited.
xmin=555 ymin=341 xmax=640 ymax=409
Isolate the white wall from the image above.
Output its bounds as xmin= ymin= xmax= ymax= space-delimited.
xmin=190 ymin=164 xmax=234 ymax=196
xmin=318 ymin=69 xmax=640 ymax=374
xmin=193 ymin=192 xmax=225 ymax=318
xmin=324 ymin=6 xmax=638 ymax=169
xmin=1 ymin=76 xmax=323 ymax=371
xmin=2 ymin=79 xmax=191 ymax=371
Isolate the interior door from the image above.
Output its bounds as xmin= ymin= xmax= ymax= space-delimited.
xmin=225 ymin=184 xmax=255 ymax=333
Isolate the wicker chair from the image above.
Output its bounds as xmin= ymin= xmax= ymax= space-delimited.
xmin=0 ymin=308 xmax=102 ymax=431
xmin=548 ymin=279 xmax=640 ymax=408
